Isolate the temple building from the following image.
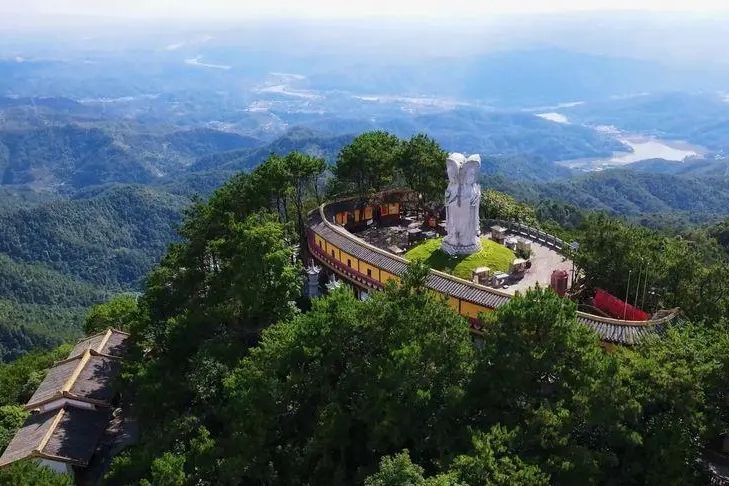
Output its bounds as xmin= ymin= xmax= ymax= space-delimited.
xmin=0 ymin=329 xmax=130 ymax=480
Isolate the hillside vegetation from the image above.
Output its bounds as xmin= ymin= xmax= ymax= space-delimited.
xmin=0 ymin=185 xmax=187 ymax=359
xmin=487 ymin=169 xmax=729 ymax=225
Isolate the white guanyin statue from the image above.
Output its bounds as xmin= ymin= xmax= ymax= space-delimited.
xmin=441 ymin=153 xmax=482 ymax=255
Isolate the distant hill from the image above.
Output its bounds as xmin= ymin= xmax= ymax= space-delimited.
xmin=294 ymin=109 xmax=627 ymax=162
xmin=483 ymin=155 xmax=573 ymax=182
xmin=0 ymin=254 xmax=109 ymax=361
xmin=0 ymin=125 xmax=157 ymax=189
xmin=627 ymin=158 xmax=729 ymax=178
xmin=0 ymin=184 xmax=190 ymax=360
xmin=0 ymin=122 xmax=266 ymax=192
xmin=0 ymin=184 xmax=186 ymax=288
xmin=192 ymin=113 xmax=620 ymax=182
xmin=191 ymin=127 xmax=354 ymax=171
xmin=487 ymin=169 xmax=729 ymax=223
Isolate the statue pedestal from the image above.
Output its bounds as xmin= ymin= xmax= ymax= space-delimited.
xmin=441 ymin=239 xmax=481 ymax=256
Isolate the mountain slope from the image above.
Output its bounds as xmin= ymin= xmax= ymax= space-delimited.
xmin=488 ymin=169 xmax=729 ymax=221
xmin=0 ymin=184 xmax=186 ymax=288
xmin=191 ymin=127 xmax=354 ymax=171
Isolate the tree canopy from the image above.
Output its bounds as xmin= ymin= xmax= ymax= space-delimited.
xmin=333 ymin=131 xmax=403 ymax=203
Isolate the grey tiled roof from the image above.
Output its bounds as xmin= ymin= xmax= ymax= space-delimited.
xmin=26 ymin=353 xmax=122 ymax=410
xmin=26 ymin=358 xmax=82 ymax=409
xmin=0 ymin=328 xmax=130 ymax=471
xmin=0 ymin=406 xmax=109 ymax=467
xmin=69 ymin=329 xmax=129 ymax=359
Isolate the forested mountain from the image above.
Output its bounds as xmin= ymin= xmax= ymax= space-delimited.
xmin=191 ymin=127 xmax=354 ymax=171
xmin=0 ymin=123 xmax=265 ymax=192
xmin=0 ymin=185 xmax=185 ymax=288
xmin=2 ymin=14 xmax=729 ymax=483
xmin=487 ymin=169 xmax=729 ymax=224
xmin=0 ymin=185 xmax=188 ymax=359
xmin=91 ymin=144 xmax=729 ymax=484
xmin=627 ymin=157 xmax=729 ymax=177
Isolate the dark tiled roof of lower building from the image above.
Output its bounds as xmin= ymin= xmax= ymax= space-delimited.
xmin=69 ymin=329 xmax=129 ymax=359
xmin=26 ymin=352 xmax=122 ymax=410
xmin=0 ymin=406 xmax=109 ymax=467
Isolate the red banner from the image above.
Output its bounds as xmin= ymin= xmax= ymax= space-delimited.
xmin=594 ymin=288 xmax=650 ymax=321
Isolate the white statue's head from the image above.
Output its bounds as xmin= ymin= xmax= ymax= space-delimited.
xmin=446 ymin=152 xmax=481 ymax=184
xmin=462 ymin=154 xmax=481 ymax=184
xmin=446 ymin=153 xmax=465 ymax=183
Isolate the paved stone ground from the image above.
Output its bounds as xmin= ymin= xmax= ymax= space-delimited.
xmin=498 ymin=236 xmax=573 ymax=296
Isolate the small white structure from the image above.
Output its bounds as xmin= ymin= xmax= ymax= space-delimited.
xmin=491 ymin=226 xmax=508 ymax=244
xmin=516 ymin=238 xmax=532 ymax=256
xmin=326 ymin=275 xmax=342 ymax=292
xmin=304 ymin=263 xmax=322 ymax=298
xmin=472 ymin=266 xmax=492 ymax=285
xmin=442 ymin=153 xmax=482 ymax=255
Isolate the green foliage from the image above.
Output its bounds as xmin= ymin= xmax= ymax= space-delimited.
xmin=365 ymin=427 xmax=551 ymax=486
xmin=0 ymin=345 xmax=71 ymax=407
xmin=0 ymin=299 xmax=81 ymax=362
xmin=0 ymin=185 xmax=184 ymax=358
xmin=106 ymin=190 xmax=729 ymax=486
xmin=84 ymin=294 xmax=138 ymax=335
xmin=573 ymin=213 xmax=729 ymax=320
xmin=480 ymin=189 xmax=537 ymax=224
xmin=608 ymin=323 xmax=729 ymax=484
xmin=398 ymin=134 xmax=448 ymax=209
xmin=106 ymin=171 xmax=302 ymax=484
xmin=46 ymin=135 xmax=729 ymax=485
xmin=534 ymin=200 xmax=585 ymax=242
xmin=489 ymin=169 xmax=729 ymax=226
xmin=221 ymin=264 xmax=475 ymax=484
xmin=0 ymin=185 xmax=186 ymax=288
xmin=140 ymin=452 xmax=187 ymax=486
xmin=709 ymin=217 xmax=729 ymax=256
xmin=404 ymin=237 xmax=515 ymax=278
xmin=333 ymin=130 xmax=403 ymax=202
xmin=365 ymin=451 xmax=462 ymax=486
xmin=0 ymin=460 xmax=74 ymax=485
xmin=0 ymin=253 xmax=108 ymax=307
xmin=448 ymin=427 xmax=549 ymax=486
xmin=0 ymin=405 xmax=28 ymax=451
xmin=470 ymin=286 xmax=611 ymax=483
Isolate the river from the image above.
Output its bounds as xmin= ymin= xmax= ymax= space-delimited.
xmin=537 ymin=112 xmax=706 ymax=170
xmin=558 ymin=135 xmax=704 ymax=171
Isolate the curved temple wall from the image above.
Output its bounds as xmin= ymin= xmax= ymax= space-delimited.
xmin=307 ymin=198 xmax=678 ymax=345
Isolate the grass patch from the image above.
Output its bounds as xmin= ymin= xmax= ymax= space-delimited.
xmin=404 ymin=237 xmax=515 ymax=280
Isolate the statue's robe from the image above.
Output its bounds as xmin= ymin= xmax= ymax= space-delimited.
xmin=442 ymin=153 xmax=481 ymax=255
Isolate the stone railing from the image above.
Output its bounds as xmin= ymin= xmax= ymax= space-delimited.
xmin=483 ymin=219 xmax=568 ymax=253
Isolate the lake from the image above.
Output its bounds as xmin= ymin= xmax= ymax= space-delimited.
xmin=557 ymin=135 xmax=705 ymax=171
